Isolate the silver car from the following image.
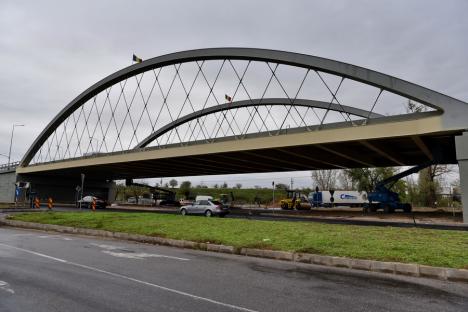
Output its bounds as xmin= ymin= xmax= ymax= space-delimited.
xmin=179 ymin=200 xmax=229 ymax=217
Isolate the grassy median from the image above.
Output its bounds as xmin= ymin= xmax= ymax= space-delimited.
xmin=10 ymin=211 xmax=468 ymax=269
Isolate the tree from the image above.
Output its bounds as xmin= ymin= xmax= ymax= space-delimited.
xmin=406 ymin=99 xmax=427 ymax=114
xmin=338 ymin=171 xmax=354 ymax=190
xmin=311 ymin=170 xmax=339 ymax=191
xmin=235 ymin=183 xmax=242 ymax=189
xmin=180 ymin=181 xmax=192 ymax=198
xmin=169 ymin=179 xmax=178 ymax=188
xmin=126 ymin=185 xmax=150 ymax=204
xmin=418 ymin=165 xmax=452 ymax=207
xmin=213 ymin=184 xmax=219 ymax=189
xmin=221 ymin=182 xmax=228 ymax=188
xmin=180 ymin=181 xmax=191 ymax=189
xmin=275 ymin=183 xmax=288 ymax=190
xmin=346 ymin=167 xmax=395 ymax=192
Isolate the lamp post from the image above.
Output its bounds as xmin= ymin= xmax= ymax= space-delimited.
xmin=8 ymin=124 xmax=24 ymax=169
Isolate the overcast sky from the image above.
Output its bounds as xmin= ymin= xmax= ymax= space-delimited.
xmin=1 ymin=0 xmax=467 ymax=187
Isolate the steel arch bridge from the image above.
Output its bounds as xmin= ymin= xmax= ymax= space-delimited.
xmin=16 ymin=47 xmax=468 ymax=181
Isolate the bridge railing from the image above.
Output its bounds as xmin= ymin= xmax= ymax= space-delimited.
xmin=0 ymin=161 xmax=20 ymax=172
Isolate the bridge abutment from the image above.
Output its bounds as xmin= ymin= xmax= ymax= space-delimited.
xmin=0 ymin=170 xmax=16 ymax=203
xmin=455 ymin=132 xmax=468 ymax=224
xmin=17 ymin=174 xmax=116 ymax=205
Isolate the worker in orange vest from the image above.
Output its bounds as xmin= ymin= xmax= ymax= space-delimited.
xmin=34 ymin=197 xmax=40 ymax=209
xmin=47 ymin=197 xmax=53 ymax=210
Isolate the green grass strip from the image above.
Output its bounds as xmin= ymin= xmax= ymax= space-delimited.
xmin=10 ymin=211 xmax=468 ymax=269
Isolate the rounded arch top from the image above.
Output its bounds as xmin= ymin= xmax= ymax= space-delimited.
xmin=21 ymin=47 xmax=468 ymax=167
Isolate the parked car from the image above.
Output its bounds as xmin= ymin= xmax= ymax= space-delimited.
xmin=179 ymin=200 xmax=229 ymax=217
xmin=77 ymin=195 xmax=107 ymax=209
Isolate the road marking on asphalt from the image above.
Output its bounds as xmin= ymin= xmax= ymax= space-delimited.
xmin=38 ymin=235 xmax=73 ymax=241
xmin=0 ymin=242 xmax=257 ymax=312
xmin=0 ymin=281 xmax=14 ymax=294
xmin=102 ymin=250 xmax=190 ymax=261
xmin=90 ymin=243 xmax=190 ymax=261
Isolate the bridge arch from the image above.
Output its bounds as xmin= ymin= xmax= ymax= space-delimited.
xmin=136 ymin=98 xmax=383 ymax=148
xmin=21 ymin=47 xmax=468 ymax=167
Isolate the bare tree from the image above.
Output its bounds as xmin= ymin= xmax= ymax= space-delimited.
xmin=311 ymin=170 xmax=339 ymax=191
xmin=418 ymin=165 xmax=453 ymax=207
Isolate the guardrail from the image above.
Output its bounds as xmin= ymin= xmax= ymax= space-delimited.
xmin=0 ymin=161 xmax=20 ymax=172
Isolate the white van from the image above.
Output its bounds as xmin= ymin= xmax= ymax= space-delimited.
xmin=195 ymin=195 xmax=213 ymax=202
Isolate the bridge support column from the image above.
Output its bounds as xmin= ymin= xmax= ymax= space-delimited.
xmin=456 ymin=132 xmax=468 ymax=224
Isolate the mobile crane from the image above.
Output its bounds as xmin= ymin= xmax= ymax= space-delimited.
xmin=364 ymin=162 xmax=433 ymax=213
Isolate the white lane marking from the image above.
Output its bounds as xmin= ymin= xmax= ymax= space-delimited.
xmin=0 ymin=243 xmax=257 ymax=312
xmin=101 ymin=250 xmax=189 ymax=261
xmin=38 ymin=235 xmax=73 ymax=241
xmin=90 ymin=243 xmax=120 ymax=250
xmin=0 ymin=281 xmax=14 ymax=294
xmin=90 ymin=243 xmax=189 ymax=261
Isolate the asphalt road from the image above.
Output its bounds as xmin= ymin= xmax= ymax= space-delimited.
xmin=0 ymin=227 xmax=467 ymax=312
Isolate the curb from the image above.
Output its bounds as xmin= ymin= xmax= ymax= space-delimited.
xmin=1 ymin=218 xmax=467 ymax=283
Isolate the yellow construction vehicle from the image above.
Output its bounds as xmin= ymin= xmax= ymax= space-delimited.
xmin=280 ymin=190 xmax=305 ymax=210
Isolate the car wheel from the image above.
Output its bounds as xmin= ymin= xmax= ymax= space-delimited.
xmin=205 ymin=210 xmax=212 ymax=217
xmin=181 ymin=208 xmax=187 ymax=216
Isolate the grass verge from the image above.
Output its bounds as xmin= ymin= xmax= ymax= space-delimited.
xmin=9 ymin=211 xmax=468 ymax=269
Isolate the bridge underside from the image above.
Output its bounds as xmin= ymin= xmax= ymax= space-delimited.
xmin=18 ymin=131 xmax=460 ymax=180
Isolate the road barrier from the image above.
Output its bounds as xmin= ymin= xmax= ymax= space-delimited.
xmin=47 ymin=197 xmax=53 ymax=210
xmin=34 ymin=197 xmax=40 ymax=209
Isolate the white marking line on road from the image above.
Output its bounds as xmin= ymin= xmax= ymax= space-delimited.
xmin=101 ymin=250 xmax=190 ymax=261
xmin=90 ymin=243 xmax=189 ymax=261
xmin=0 ymin=242 xmax=258 ymax=312
xmin=0 ymin=281 xmax=14 ymax=294
xmin=38 ymin=235 xmax=73 ymax=241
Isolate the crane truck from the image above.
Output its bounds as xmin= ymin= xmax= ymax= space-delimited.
xmin=364 ymin=162 xmax=433 ymax=213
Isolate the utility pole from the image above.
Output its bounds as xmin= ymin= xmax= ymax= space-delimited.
xmin=79 ymin=173 xmax=85 ymax=210
xmin=272 ymin=181 xmax=275 ymax=207
xmin=290 ymin=178 xmax=294 ymax=190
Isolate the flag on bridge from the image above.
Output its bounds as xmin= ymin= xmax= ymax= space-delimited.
xmin=225 ymin=94 xmax=232 ymax=103
xmin=132 ymin=54 xmax=143 ymax=63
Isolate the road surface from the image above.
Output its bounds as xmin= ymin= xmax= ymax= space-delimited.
xmin=0 ymin=226 xmax=467 ymax=311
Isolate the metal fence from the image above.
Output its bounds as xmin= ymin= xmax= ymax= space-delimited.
xmin=0 ymin=162 xmax=19 ymax=172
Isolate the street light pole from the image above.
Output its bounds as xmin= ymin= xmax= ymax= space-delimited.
xmin=8 ymin=124 xmax=24 ymax=169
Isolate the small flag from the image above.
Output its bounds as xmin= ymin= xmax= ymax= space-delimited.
xmin=225 ymin=94 xmax=232 ymax=102
xmin=132 ymin=54 xmax=143 ymax=63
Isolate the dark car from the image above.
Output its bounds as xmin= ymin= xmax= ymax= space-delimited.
xmin=77 ymin=195 xmax=107 ymax=209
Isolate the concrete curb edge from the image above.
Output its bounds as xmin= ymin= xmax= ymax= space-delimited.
xmin=1 ymin=218 xmax=467 ymax=283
